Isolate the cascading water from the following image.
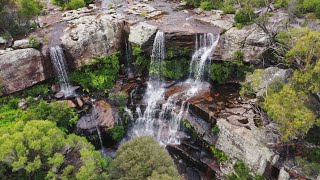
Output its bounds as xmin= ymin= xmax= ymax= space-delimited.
xmin=132 ymin=31 xmax=166 ymax=137
xmin=131 ymin=32 xmax=219 ymax=145
xmin=50 ymin=45 xmax=73 ymax=96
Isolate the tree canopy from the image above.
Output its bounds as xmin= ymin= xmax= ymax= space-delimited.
xmin=0 ymin=120 xmax=108 ymax=179
xmin=108 ymin=136 xmax=179 ymax=180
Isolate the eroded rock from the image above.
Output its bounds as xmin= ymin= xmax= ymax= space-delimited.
xmin=61 ymin=14 xmax=124 ymax=68
xmin=0 ymin=48 xmax=46 ymax=94
xmin=128 ymin=22 xmax=158 ymax=48
xmin=76 ymin=100 xmax=115 ymax=134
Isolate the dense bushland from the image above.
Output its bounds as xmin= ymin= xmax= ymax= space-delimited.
xmin=51 ymin=0 xmax=92 ymax=10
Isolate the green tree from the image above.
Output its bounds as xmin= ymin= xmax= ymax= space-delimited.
xmin=17 ymin=0 xmax=43 ymax=20
xmin=108 ymin=136 xmax=179 ymax=180
xmin=263 ymin=85 xmax=318 ymax=141
xmin=0 ymin=120 xmax=108 ymax=179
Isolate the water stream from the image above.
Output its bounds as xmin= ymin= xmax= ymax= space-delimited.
xmin=49 ymin=45 xmax=74 ymax=96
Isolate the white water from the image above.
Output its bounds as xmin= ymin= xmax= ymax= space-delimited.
xmin=132 ymin=33 xmax=219 ymax=145
xmin=49 ymin=46 xmax=74 ymax=96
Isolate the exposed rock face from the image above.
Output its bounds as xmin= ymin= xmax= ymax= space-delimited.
xmin=216 ymin=118 xmax=277 ymax=175
xmin=76 ymin=100 xmax=115 ymax=134
xmin=194 ymin=10 xmax=234 ymax=30
xmin=0 ymin=48 xmax=46 ymax=94
xmin=128 ymin=22 xmax=158 ymax=48
xmin=61 ymin=13 xmax=124 ymax=68
xmin=12 ymin=39 xmax=30 ymax=49
xmin=245 ymin=67 xmax=293 ymax=98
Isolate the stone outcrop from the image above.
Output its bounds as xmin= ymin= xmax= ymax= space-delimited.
xmin=244 ymin=67 xmax=293 ymax=98
xmin=128 ymin=22 xmax=158 ymax=48
xmin=76 ymin=100 xmax=115 ymax=134
xmin=0 ymin=48 xmax=46 ymax=94
xmin=61 ymin=13 xmax=125 ymax=68
xmin=12 ymin=39 xmax=30 ymax=49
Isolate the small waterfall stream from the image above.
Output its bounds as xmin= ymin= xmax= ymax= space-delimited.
xmin=131 ymin=32 xmax=220 ymax=145
xmin=49 ymin=45 xmax=74 ymax=96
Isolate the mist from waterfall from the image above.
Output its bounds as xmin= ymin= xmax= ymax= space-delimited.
xmin=131 ymin=32 xmax=219 ymax=145
xmin=49 ymin=45 xmax=73 ymax=96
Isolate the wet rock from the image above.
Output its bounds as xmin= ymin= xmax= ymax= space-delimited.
xmin=244 ymin=67 xmax=293 ymax=98
xmin=128 ymin=22 xmax=158 ymax=48
xmin=0 ymin=48 xmax=46 ymax=94
xmin=55 ymin=91 xmax=65 ymax=99
xmin=61 ymin=14 xmax=124 ymax=68
xmin=12 ymin=39 xmax=30 ymax=49
xmin=76 ymin=100 xmax=115 ymax=134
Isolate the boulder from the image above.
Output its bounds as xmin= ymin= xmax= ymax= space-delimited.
xmin=215 ymin=118 xmax=277 ymax=175
xmin=128 ymin=22 xmax=158 ymax=48
xmin=244 ymin=67 xmax=293 ymax=98
xmin=0 ymin=48 xmax=46 ymax=94
xmin=61 ymin=14 xmax=124 ymax=68
xmin=76 ymin=100 xmax=115 ymax=134
xmin=12 ymin=39 xmax=30 ymax=49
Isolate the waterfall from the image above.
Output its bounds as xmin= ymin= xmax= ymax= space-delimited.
xmin=189 ymin=33 xmax=220 ymax=83
xmin=49 ymin=45 xmax=73 ymax=96
xmin=131 ymin=32 xmax=219 ymax=145
xmin=131 ymin=31 xmax=166 ymax=138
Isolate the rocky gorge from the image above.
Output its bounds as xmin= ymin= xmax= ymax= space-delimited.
xmin=0 ymin=0 xmax=320 ymax=179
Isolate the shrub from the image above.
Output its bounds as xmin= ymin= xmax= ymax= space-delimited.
xmin=221 ymin=2 xmax=236 ymax=14
xmin=22 ymin=84 xmax=50 ymax=97
xmin=210 ymin=51 xmax=251 ymax=84
xmin=200 ymin=1 xmax=214 ymax=10
xmin=226 ymin=160 xmax=264 ymax=180
xmin=0 ymin=120 xmax=108 ymax=179
xmin=109 ymin=91 xmax=128 ymax=106
xmin=70 ymin=53 xmax=120 ymax=93
xmin=132 ymin=46 xmax=150 ymax=73
xmin=29 ymin=36 xmax=41 ymax=48
xmin=109 ymin=125 xmax=125 ymax=142
xmin=210 ymin=146 xmax=228 ymax=163
xmin=211 ymin=124 xmax=220 ymax=134
xmin=295 ymin=156 xmax=320 ymax=177
xmin=66 ymin=0 xmax=86 ymax=10
xmin=234 ymin=8 xmax=257 ymax=27
xmin=108 ymin=136 xmax=179 ymax=179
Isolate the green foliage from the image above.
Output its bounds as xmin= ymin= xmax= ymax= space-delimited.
xmin=70 ymin=53 xmax=120 ymax=93
xmin=274 ymin=0 xmax=289 ymax=9
xmin=277 ymin=28 xmax=320 ymax=69
xmin=109 ymin=91 xmax=128 ymax=106
xmin=210 ymin=146 xmax=228 ymax=162
xmin=132 ymin=46 xmax=150 ymax=73
xmin=52 ymin=0 xmax=91 ymax=9
xmin=221 ymin=1 xmax=236 ymax=14
xmin=108 ymin=136 xmax=179 ymax=180
xmin=200 ymin=1 xmax=214 ymax=10
xmin=234 ymin=8 xmax=257 ymax=27
xmin=22 ymin=84 xmax=50 ymax=97
xmin=66 ymin=0 xmax=86 ymax=10
xmin=226 ymin=160 xmax=264 ymax=180
xmin=109 ymin=125 xmax=125 ymax=142
xmin=16 ymin=0 xmax=43 ymax=20
xmin=161 ymin=59 xmax=190 ymax=79
xmin=0 ymin=120 xmax=108 ymax=179
xmin=28 ymin=36 xmax=41 ymax=49
xmin=0 ymin=98 xmax=78 ymax=132
xmin=182 ymin=119 xmax=192 ymax=129
xmin=263 ymin=85 xmax=318 ymax=141
xmin=210 ymin=51 xmax=251 ymax=84
xmin=295 ymin=156 xmax=320 ymax=177
xmin=291 ymin=60 xmax=320 ymax=94
xmin=211 ymin=124 xmax=220 ymax=134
